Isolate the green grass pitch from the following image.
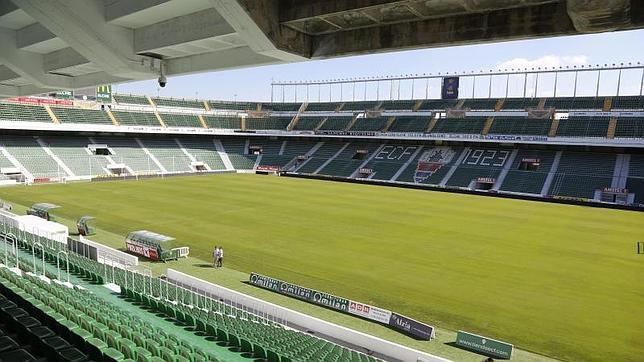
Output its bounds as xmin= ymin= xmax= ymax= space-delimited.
xmin=0 ymin=174 xmax=642 ymax=361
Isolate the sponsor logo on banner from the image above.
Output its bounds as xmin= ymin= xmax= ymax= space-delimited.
xmin=476 ymin=177 xmax=496 ymax=184
xmin=256 ymin=165 xmax=280 ymax=172
xmin=249 ymin=273 xmax=435 ymax=339
xmin=455 ymin=330 xmax=513 ymax=359
xmin=348 ymin=301 xmax=392 ymax=324
xmin=249 ymin=272 xmax=349 ymax=312
xmin=602 ymin=187 xmax=628 ymax=193
xmin=388 ymin=313 xmax=435 ymax=340
xmin=414 ymin=147 xmax=456 ymax=183
xmin=125 ymin=241 xmax=159 ymax=260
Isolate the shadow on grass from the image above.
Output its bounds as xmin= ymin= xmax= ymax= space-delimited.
xmin=193 ymin=263 xmax=215 ymax=268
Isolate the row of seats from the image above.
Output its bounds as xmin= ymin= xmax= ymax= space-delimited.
xmin=0 ymin=135 xmax=635 ymax=202
xmin=2 ymin=100 xmax=643 ymax=138
xmin=152 ymin=98 xmax=203 ymax=109
xmin=0 ymin=279 xmax=88 ymax=361
xmin=8 ymin=225 xmax=381 ymax=362
xmin=0 ymin=102 xmax=52 ymax=122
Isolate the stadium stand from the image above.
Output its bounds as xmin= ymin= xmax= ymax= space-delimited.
xmin=319 ymin=116 xmax=353 ymax=131
xmin=361 ymin=145 xmax=420 ymax=181
xmin=220 ymin=138 xmax=256 ymax=170
xmin=113 ymin=94 xmax=150 ymax=106
xmin=281 ymin=140 xmax=317 ymax=158
xmin=461 ymin=98 xmax=498 ymax=110
xmin=92 ymin=137 xmax=158 ymax=173
xmin=111 ymin=110 xmax=160 ymax=127
xmin=445 ymin=148 xmax=511 ymax=188
xmin=501 ymin=97 xmax=541 ymax=110
xmin=626 ymin=155 xmax=644 ymax=204
xmin=257 ymin=140 xmax=294 ymax=168
xmin=1 ymin=137 xmax=64 ymax=179
xmin=317 ymin=142 xmax=381 ymax=177
xmin=152 ymin=97 xmax=204 ymax=109
xmin=178 ymin=138 xmax=227 ymax=170
xmin=158 ymin=113 xmax=203 ymax=128
xmin=140 ymin=138 xmax=193 ymax=173
xmin=614 ymin=118 xmax=644 ymax=138
xmin=293 ymin=116 xmax=324 ymax=131
xmin=544 ymin=97 xmax=605 ymax=110
xmin=395 ymin=146 xmax=463 ymax=185
xmin=430 ymin=117 xmax=487 ymax=134
xmin=488 ymin=117 xmax=552 ymax=135
xmin=341 ymin=101 xmax=380 ymax=111
xmin=0 ymin=226 xmax=382 ymax=362
xmin=388 ymin=116 xmax=430 ymax=132
xmin=41 ymin=137 xmax=110 ymax=176
xmin=499 ymin=150 xmax=556 ymax=194
xmin=296 ymin=142 xmax=346 ymax=174
xmin=263 ymin=103 xmax=302 ymax=111
xmin=417 ymin=99 xmax=458 ymax=110
xmin=380 ymin=100 xmax=416 ymax=111
xmin=548 ymin=152 xmax=615 ymax=199
xmin=208 ymin=101 xmax=256 ymax=111
xmin=246 ymin=117 xmax=291 ymax=130
xmin=349 ymin=117 xmax=388 ymax=131
xmin=0 ymin=95 xmax=643 ymax=206
xmin=52 ymin=107 xmax=113 ymax=125
xmin=305 ymin=102 xmax=341 ymax=112
xmin=202 ymin=116 xmax=241 ymax=129
xmin=0 ymin=102 xmax=52 ymax=123
xmin=555 ymin=116 xmax=610 ymax=137
xmin=611 ymin=95 xmax=644 ymax=110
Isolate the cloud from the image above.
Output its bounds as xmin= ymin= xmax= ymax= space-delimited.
xmin=496 ymin=55 xmax=588 ymax=71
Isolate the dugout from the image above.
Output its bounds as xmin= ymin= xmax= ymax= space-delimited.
xmin=77 ymin=216 xmax=96 ymax=236
xmin=27 ymin=203 xmax=60 ymax=221
xmin=125 ymin=230 xmax=189 ymax=262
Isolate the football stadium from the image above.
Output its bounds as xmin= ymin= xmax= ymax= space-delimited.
xmin=0 ymin=1 xmax=643 ymax=362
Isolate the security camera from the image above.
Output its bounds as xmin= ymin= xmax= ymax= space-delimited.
xmin=158 ymin=60 xmax=167 ymax=87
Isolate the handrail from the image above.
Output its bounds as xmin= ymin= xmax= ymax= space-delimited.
xmin=57 ymin=251 xmax=70 ymax=283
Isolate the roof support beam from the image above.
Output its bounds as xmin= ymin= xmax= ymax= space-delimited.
xmin=0 ymin=83 xmax=54 ymax=97
xmin=209 ymin=0 xmax=310 ymax=60
xmin=0 ymin=27 xmax=71 ymax=89
xmin=165 ymin=46 xmax=278 ymax=76
xmin=12 ymin=0 xmax=157 ymax=79
xmin=43 ymin=47 xmax=90 ymax=73
xmin=16 ymin=22 xmax=55 ymax=49
xmin=105 ymin=0 xmax=171 ymax=23
xmin=0 ymin=65 xmax=19 ymax=82
xmin=312 ymin=2 xmax=576 ymax=58
xmin=0 ymin=0 xmax=17 ymax=17
xmin=565 ymin=0 xmax=634 ymax=32
xmin=134 ymin=8 xmax=236 ymax=54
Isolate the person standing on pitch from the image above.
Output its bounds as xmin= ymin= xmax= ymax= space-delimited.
xmin=217 ymin=247 xmax=224 ymax=268
xmin=213 ymin=246 xmax=219 ymax=267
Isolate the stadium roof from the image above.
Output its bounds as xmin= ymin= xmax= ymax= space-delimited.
xmin=0 ymin=0 xmax=642 ymax=97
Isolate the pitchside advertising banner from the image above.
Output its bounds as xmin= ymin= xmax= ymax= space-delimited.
xmin=249 ymin=272 xmax=435 ymax=340
xmin=455 ymin=330 xmax=514 ymax=359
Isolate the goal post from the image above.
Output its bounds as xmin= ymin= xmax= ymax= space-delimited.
xmin=638 ymin=241 xmax=644 ymax=255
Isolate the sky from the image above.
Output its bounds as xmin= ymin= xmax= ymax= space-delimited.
xmin=116 ymin=29 xmax=644 ymax=102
